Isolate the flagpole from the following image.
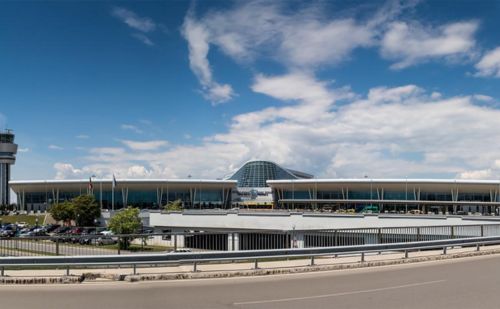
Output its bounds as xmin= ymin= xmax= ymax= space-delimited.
xmin=112 ymin=181 xmax=115 ymax=211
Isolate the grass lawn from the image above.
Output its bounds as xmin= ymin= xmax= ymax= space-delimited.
xmin=0 ymin=214 xmax=46 ymax=226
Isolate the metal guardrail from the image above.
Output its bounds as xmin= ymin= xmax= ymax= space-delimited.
xmin=1 ymin=236 xmax=500 ymax=276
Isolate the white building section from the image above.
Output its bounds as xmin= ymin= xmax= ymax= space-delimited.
xmin=149 ymin=211 xmax=500 ymax=231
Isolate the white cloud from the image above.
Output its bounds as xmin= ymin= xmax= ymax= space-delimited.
xmin=121 ymin=140 xmax=168 ymax=151
xmin=279 ymin=18 xmax=374 ymax=68
xmin=131 ymin=33 xmax=154 ymax=46
xmin=111 ymin=7 xmax=157 ymax=46
xmin=49 ymin=3 xmax=500 ymax=181
xmin=458 ymin=160 xmax=500 ymax=180
xmin=76 ymin=134 xmax=89 ymax=139
xmin=181 ymin=15 xmax=235 ymax=104
xmin=380 ymin=21 xmax=479 ymax=69
xmin=472 ymin=94 xmax=494 ymax=102
xmin=458 ymin=169 xmax=492 ymax=180
xmin=48 ymin=144 xmax=63 ymax=150
xmin=54 ymin=163 xmax=85 ymax=179
xmin=181 ymin=1 xmax=483 ymax=105
xmin=120 ymin=124 xmax=143 ymax=134
xmin=111 ymin=7 xmax=156 ymax=33
xmin=474 ymin=47 xmax=500 ymax=78
xmin=181 ymin=1 xmax=398 ymax=104
xmin=18 ymin=148 xmax=30 ymax=153
xmin=53 ymin=77 xmax=500 ymax=181
xmin=126 ymin=165 xmax=154 ymax=178
xmin=367 ymin=85 xmax=423 ymax=103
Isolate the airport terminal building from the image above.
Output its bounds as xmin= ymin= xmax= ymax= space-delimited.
xmin=9 ymin=160 xmax=311 ymax=211
xmin=9 ymin=160 xmax=500 ymax=214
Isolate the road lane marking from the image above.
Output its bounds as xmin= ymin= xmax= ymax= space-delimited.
xmin=233 ymin=279 xmax=446 ymax=306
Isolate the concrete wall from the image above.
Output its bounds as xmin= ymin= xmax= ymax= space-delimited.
xmin=149 ymin=211 xmax=500 ymax=231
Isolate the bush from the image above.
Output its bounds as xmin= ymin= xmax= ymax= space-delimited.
xmin=164 ymin=199 xmax=183 ymax=211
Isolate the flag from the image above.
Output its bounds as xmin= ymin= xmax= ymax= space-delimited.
xmin=88 ymin=177 xmax=93 ymax=190
xmin=112 ymin=174 xmax=117 ymax=189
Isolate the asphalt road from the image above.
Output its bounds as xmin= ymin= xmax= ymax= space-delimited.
xmin=2 ymin=255 xmax=500 ymax=309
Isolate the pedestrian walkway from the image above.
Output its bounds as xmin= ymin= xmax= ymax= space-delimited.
xmin=2 ymin=243 xmax=500 ymax=281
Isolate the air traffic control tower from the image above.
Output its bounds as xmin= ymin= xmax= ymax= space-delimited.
xmin=0 ymin=130 xmax=17 ymax=205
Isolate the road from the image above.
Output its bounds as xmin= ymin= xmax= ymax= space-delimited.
xmin=1 ymin=254 xmax=500 ymax=308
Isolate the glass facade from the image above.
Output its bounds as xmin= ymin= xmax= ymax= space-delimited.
xmin=229 ymin=161 xmax=311 ymax=188
xmin=283 ymin=191 xmax=310 ymax=199
xmin=278 ymin=189 xmax=495 ymax=202
xmin=317 ymin=191 xmax=343 ymax=199
xmin=0 ymin=133 xmax=15 ymax=144
xmin=22 ymin=187 xmax=231 ymax=210
xmin=420 ymin=192 xmax=453 ymax=201
xmin=457 ymin=193 xmax=491 ymax=202
xmin=348 ymin=191 xmax=372 ymax=200
xmin=384 ymin=191 xmax=409 ymax=200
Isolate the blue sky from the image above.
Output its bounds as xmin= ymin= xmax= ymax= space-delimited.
xmin=1 ymin=0 xmax=500 ymax=181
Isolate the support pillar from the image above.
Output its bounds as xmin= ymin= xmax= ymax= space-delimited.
xmin=228 ymin=232 xmax=239 ymax=251
xmin=292 ymin=232 xmax=305 ymax=248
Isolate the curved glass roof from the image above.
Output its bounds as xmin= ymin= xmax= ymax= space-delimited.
xmin=228 ymin=160 xmax=312 ymax=188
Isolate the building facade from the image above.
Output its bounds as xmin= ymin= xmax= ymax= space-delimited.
xmin=268 ymin=179 xmax=500 ymax=214
xmin=8 ymin=161 xmax=500 ymax=215
xmin=10 ymin=179 xmax=236 ymax=212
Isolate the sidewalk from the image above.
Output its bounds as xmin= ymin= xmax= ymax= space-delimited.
xmin=1 ymin=244 xmax=500 ymax=284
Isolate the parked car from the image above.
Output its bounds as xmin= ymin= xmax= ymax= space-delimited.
xmin=0 ymin=225 xmax=17 ymax=237
xmin=95 ymin=235 xmax=117 ymax=246
xmin=51 ymin=226 xmax=71 ymax=235
xmin=68 ymin=227 xmax=85 ymax=243
xmin=44 ymin=224 xmax=60 ymax=233
xmin=16 ymin=222 xmax=28 ymax=228
xmin=100 ymin=230 xmax=114 ymax=236
xmin=78 ymin=228 xmax=98 ymax=245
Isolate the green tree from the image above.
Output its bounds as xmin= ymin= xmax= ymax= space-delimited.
xmin=108 ymin=207 xmax=142 ymax=249
xmin=72 ymin=195 xmax=101 ymax=226
xmin=49 ymin=201 xmax=75 ymax=226
xmin=164 ymin=199 xmax=183 ymax=211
